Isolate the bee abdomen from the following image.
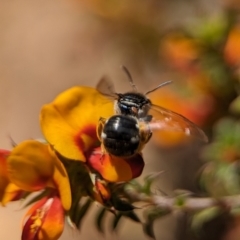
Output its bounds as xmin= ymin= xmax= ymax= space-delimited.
xmin=102 ymin=115 xmax=140 ymax=157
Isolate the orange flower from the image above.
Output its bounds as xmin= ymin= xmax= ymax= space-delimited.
xmin=22 ymin=196 xmax=64 ymax=240
xmin=2 ymin=140 xmax=72 ymax=239
xmin=224 ymin=25 xmax=240 ymax=67
xmin=40 ymin=86 xmax=114 ymax=161
xmin=7 ymin=140 xmax=71 ymax=211
xmin=160 ymin=34 xmax=200 ymax=74
xmin=0 ymin=149 xmax=23 ymax=205
xmin=87 ymin=147 xmax=144 ymax=182
xmin=40 ymin=86 xmax=145 ymax=182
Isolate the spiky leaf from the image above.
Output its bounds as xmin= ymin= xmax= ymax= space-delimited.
xmin=21 ymin=189 xmax=50 ymax=208
xmin=143 ymin=221 xmax=156 ymax=240
xmin=122 ymin=211 xmax=141 ymax=223
xmin=76 ymin=198 xmax=93 ymax=229
xmin=95 ymin=207 xmax=107 ymax=233
xmin=111 ymin=213 xmax=122 ymax=231
xmin=111 ymin=196 xmax=135 ymax=211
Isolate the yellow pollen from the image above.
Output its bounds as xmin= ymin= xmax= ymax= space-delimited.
xmin=30 ymin=209 xmax=44 ymax=233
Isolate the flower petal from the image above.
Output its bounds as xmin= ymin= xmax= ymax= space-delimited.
xmin=161 ymin=34 xmax=200 ymax=74
xmin=225 ymin=25 xmax=240 ymax=66
xmin=125 ymin=154 xmax=145 ymax=178
xmin=51 ymin=149 xmax=71 ymax=210
xmin=7 ymin=140 xmax=55 ymax=191
xmin=22 ymin=197 xmax=48 ymax=240
xmin=87 ymin=148 xmax=144 ymax=182
xmin=0 ymin=150 xmax=10 ymax=201
xmin=1 ymin=182 xmax=23 ymax=206
xmin=22 ymin=197 xmax=64 ymax=240
xmin=40 ymin=86 xmax=114 ymax=161
xmin=38 ymin=197 xmax=64 ymax=240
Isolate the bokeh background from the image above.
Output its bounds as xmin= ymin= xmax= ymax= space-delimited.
xmin=1 ymin=0 xmax=240 ymax=239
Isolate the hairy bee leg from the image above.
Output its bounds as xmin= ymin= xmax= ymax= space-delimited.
xmin=97 ymin=117 xmax=107 ymax=141
xmin=140 ymin=122 xmax=152 ymax=144
xmin=97 ymin=117 xmax=110 ymax=164
xmin=145 ymin=131 xmax=152 ymax=144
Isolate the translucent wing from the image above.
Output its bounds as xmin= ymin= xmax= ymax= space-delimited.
xmin=96 ymin=76 xmax=118 ymax=99
xmin=144 ymin=104 xmax=208 ymax=142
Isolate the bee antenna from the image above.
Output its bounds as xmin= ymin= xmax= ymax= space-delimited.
xmin=145 ymin=81 xmax=172 ymax=95
xmin=121 ymin=65 xmax=138 ymax=91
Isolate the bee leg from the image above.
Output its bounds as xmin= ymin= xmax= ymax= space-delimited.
xmin=141 ymin=122 xmax=152 ymax=144
xmin=145 ymin=131 xmax=152 ymax=144
xmin=97 ymin=117 xmax=107 ymax=141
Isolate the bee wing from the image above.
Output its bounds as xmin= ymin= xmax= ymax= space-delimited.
xmin=145 ymin=104 xmax=208 ymax=142
xmin=96 ymin=76 xmax=118 ymax=99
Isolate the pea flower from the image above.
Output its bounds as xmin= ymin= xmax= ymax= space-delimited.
xmin=0 ymin=84 xmax=146 ymax=240
xmin=40 ymin=86 xmax=145 ymax=183
xmin=5 ymin=140 xmax=71 ymax=240
xmin=0 ymin=149 xmax=23 ymax=205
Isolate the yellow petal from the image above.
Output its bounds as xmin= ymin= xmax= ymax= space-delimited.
xmin=40 ymin=86 xmax=114 ymax=161
xmin=1 ymin=182 xmax=22 ymax=206
xmin=7 ymin=140 xmax=55 ymax=191
xmin=50 ymin=146 xmax=71 ymax=210
xmin=38 ymin=197 xmax=64 ymax=240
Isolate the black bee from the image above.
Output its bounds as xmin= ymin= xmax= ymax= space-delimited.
xmin=96 ymin=66 xmax=208 ymax=157
xmin=97 ymin=115 xmax=152 ymax=157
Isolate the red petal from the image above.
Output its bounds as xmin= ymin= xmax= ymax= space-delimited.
xmin=22 ymin=196 xmax=64 ymax=240
xmin=87 ymin=148 xmax=145 ymax=182
xmin=22 ymin=197 xmax=48 ymax=240
xmin=125 ymin=154 xmax=145 ymax=178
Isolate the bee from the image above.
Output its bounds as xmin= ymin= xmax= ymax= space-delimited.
xmin=96 ymin=66 xmax=208 ymax=157
xmin=97 ymin=115 xmax=152 ymax=157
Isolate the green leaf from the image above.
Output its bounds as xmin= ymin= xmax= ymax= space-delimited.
xmin=190 ymin=14 xmax=228 ymax=45
xmin=191 ymin=206 xmax=222 ymax=232
xmin=146 ymin=207 xmax=171 ymax=222
xmin=111 ymin=213 xmax=122 ymax=231
xmin=213 ymin=118 xmax=237 ymax=143
xmin=231 ymin=207 xmax=240 ymax=216
xmin=143 ymin=206 xmax=171 ymax=240
xmin=111 ymin=197 xmax=135 ymax=211
xmin=69 ymin=191 xmax=83 ymax=224
xmin=122 ymin=211 xmax=141 ymax=223
xmin=201 ymin=143 xmax=225 ymax=162
xmin=21 ymin=189 xmax=50 ymax=209
xmin=111 ymin=211 xmax=141 ymax=232
xmin=76 ymin=198 xmax=93 ymax=229
xmin=230 ymin=96 xmax=240 ymax=115
xmin=217 ymin=162 xmax=240 ymax=194
xmin=19 ymin=191 xmax=32 ymax=201
xmin=95 ymin=207 xmax=107 ymax=233
xmin=126 ymin=180 xmax=142 ymax=192
xmin=143 ymin=173 xmax=162 ymax=195
xmin=143 ymin=221 xmax=156 ymax=240
xmin=199 ymin=162 xmax=240 ymax=197
xmin=175 ymin=196 xmax=186 ymax=207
